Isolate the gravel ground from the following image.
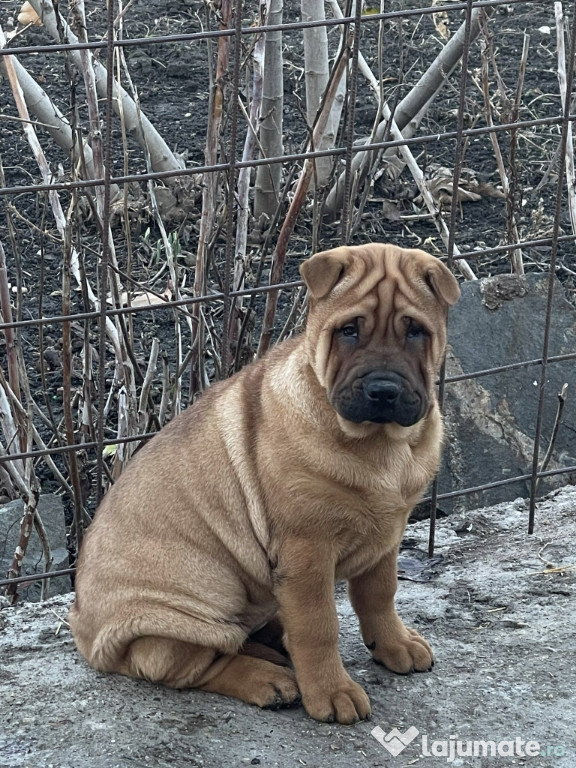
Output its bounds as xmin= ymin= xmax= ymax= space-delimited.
xmin=0 ymin=487 xmax=575 ymax=768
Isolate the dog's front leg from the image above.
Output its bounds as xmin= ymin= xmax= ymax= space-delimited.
xmin=276 ymin=538 xmax=371 ymax=724
xmin=349 ymin=548 xmax=434 ymax=674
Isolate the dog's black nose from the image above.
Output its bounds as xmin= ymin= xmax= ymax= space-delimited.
xmin=363 ymin=377 xmax=401 ymax=403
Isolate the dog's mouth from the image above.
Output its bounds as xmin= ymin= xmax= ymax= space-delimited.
xmin=330 ymin=371 xmax=427 ymax=427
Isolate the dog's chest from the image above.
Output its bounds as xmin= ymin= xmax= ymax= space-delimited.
xmin=333 ymin=495 xmax=408 ymax=580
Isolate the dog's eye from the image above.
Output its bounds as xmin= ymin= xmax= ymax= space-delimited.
xmin=339 ymin=321 xmax=359 ymax=338
xmin=406 ymin=322 xmax=428 ymax=340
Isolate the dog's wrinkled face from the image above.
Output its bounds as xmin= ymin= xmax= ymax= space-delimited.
xmin=300 ymin=244 xmax=460 ymax=432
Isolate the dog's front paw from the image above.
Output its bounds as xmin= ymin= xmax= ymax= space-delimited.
xmin=372 ymin=627 xmax=433 ymax=674
xmin=302 ymin=676 xmax=371 ymax=724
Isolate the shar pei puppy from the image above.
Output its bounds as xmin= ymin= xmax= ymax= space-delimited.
xmin=70 ymin=243 xmax=460 ymax=724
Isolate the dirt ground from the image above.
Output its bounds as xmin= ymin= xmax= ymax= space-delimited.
xmin=1 ymin=486 xmax=574 ymax=768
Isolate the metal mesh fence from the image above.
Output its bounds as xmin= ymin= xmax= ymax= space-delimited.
xmin=0 ymin=0 xmax=575 ymax=598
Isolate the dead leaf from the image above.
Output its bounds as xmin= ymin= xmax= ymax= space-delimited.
xmin=432 ymin=0 xmax=450 ymax=39
xmin=107 ymin=286 xmax=173 ymax=308
xmin=128 ymin=289 xmax=172 ymax=308
xmin=381 ymin=200 xmax=402 ymax=222
xmin=415 ymin=164 xmax=505 ymax=206
xmin=427 ymin=179 xmax=482 ymax=205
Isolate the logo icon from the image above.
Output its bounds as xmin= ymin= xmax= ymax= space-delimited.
xmin=371 ymin=725 xmax=420 ymax=756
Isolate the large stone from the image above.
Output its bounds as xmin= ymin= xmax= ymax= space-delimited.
xmin=438 ymin=273 xmax=576 ymax=512
xmin=0 ymin=494 xmax=70 ymax=601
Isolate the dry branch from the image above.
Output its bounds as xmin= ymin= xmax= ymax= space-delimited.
xmin=254 ymin=0 xmax=284 ymax=221
xmin=0 ymin=364 xmax=24 ymax=481
xmin=0 ymin=20 xmax=138 ymax=513
xmin=191 ymin=2 xmax=233 ymax=396
xmin=71 ymin=0 xmax=139 ymax=475
xmin=230 ymin=12 xmax=266 ymax=352
xmin=535 ymin=382 xmax=568 ymax=496
xmin=0 ymin=370 xmax=41 ymax=604
xmin=0 ymin=243 xmax=22 ymax=413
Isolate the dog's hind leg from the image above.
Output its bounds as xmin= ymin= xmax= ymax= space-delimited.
xmin=122 ymin=636 xmax=300 ymax=708
xmin=121 ymin=636 xmax=216 ymax=688
xmin=238 ymin=640 xmax=290 ymax=667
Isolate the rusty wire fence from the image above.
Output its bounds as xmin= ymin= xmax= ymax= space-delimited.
xmin=0 ymin=0 xmax=575 ymax=601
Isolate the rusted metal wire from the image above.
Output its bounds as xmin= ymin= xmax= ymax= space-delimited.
xmin=425 ymin=463 xmax=576 ymax=505
xmin=2 ymin=113 xmax=575 ymax=200
xmin=0 ymin=567 xmax=76 ymax=588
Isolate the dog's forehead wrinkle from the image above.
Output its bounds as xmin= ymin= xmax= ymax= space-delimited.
xmin=392 ymin=279 xmax=439 ymax=327
xmin=324 ymin=291 xmax=379 ymax=330
xmin=333 ymin=257 xmax=385 ymax=301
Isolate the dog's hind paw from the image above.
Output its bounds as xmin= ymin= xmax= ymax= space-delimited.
xmin=200 ymin=655 xmax=300 ymax=709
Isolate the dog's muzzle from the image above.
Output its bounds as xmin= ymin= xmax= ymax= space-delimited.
xmin=333 ymin=371 xmax=426 ymax=427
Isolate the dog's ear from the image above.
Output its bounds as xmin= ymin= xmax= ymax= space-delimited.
xmin=299 ymin=248 xmax=351 ymax=299
xmin=425 ymin=262 xmax=460 ymax=306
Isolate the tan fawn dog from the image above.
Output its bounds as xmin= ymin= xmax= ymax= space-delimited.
xmin=70 ymin=243 xmax=460 ymax=724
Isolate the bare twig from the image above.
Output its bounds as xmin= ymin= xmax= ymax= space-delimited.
xmin=191 ymin=2 xmax=233 ymax=396
xmin=0 ymin=377 xmax=25 ymax=483
xmin=230 ymin=8 xmax=266 ymax=356
xmin=0 ymin=371 xmax=41 ymax=604
xmin=72 ymin=0 xmax=140 ymax=477
xmin=138 ymin=337 xmax=160 ymax=433
xmin=508 ymin=33 xmax=530 ymax=276
xmin=477 ymin=25 xmax=525 ymax=274
xmin=0 ymin=242 xmax=22 ymax=424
